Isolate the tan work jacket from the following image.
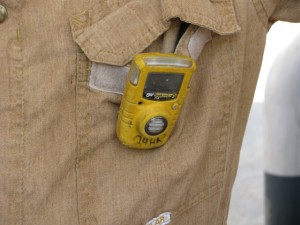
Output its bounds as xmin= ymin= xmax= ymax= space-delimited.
xmin=1 ymin=0 xmax=299 ymax=224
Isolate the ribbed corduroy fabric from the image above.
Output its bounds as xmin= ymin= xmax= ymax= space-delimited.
xmin=0 ymin=0 xmax=299 ymax=224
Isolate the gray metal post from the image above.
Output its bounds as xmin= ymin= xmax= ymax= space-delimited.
xmin=264 ymin=35 xmax=300 ymax=225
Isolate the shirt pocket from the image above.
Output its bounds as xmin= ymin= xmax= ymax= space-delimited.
xmin=69 ymin=1 xmax=240 ymax=225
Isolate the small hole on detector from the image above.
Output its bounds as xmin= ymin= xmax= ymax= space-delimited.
xmin=138 ymin=102 xmax=143 ymax=105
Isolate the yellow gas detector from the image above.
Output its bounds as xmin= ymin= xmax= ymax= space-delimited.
xmin=117 ymin=53 xmax=196 ymax=149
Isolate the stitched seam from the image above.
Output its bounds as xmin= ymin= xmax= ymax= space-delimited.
xmin=75 ymin=48 xmax=92 ymax=225
xmin=214 ymin=36 xmax=236 ymax=221
xmin=213 ymin=36 xmax=233 ymax=199
xmin=75 ymin=48 xmax=81 ymax=225
xmin=223 ymin=37 xmax=235 ymax=181
xmin=20 ymin=34 xmax=25 ymax=225
xmin=15 ymin=10 xmax=25 ymax=225
xmin=251 ymin=0 xmax=269 ymax=29
xmin=75 ymin=48 xmax=88 ymax=225
xmin=7 ymin=35 xmax=25 ymax=225
xmin=217 ymin=60 xmax=230 ymax=182
xmin=212 ymin=36 xmax=233 ymax=212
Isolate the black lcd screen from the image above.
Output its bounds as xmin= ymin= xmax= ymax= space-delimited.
xmin=143 ymin=72 xmax=184 ymax=101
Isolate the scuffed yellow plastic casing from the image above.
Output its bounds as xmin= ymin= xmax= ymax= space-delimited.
xmin=116 ymin=53 xmax=196 ymax=149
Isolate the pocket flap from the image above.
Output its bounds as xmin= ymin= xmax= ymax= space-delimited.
xmin=69 ymin=0 xmax=240 ymax=66
xmin=161 ymin=0 xmax=240 ymax=35
xmin=70 ymin=0 xmax=170 ymax=66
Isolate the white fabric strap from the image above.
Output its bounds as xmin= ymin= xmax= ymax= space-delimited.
xmin=89 ymin=63 xmax=130 ymax=95
xmin=188 ymin=27 xmax=212 ymax=61
xmin=89 ymin=27 xmax=212 ymax=95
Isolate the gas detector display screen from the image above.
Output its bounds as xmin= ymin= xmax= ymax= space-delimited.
xmin=143 ymin=72 xmax=184 ymax=101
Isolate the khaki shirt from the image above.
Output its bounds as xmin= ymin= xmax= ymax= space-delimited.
xmin=0 ymin=0 xmax=299 ymax=224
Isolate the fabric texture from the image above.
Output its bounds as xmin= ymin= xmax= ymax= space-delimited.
xmin=0 ymin=0 xmax=299 ymax=225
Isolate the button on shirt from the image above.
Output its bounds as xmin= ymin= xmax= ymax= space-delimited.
xmin=0 ymin=4 xmax=7 ymax=23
